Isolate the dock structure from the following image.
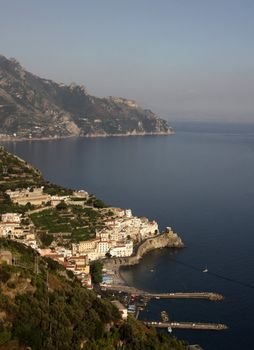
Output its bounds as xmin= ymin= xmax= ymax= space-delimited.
xmin=144 ymin=321 xmax=228 ymax=331
xmin=102 ymin=284 xmax=224 ymax=301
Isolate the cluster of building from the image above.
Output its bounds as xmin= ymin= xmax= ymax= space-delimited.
xmin=0 ymin=212 xmax=37 ymax=249
xmin=72 ymin=208 xmax=159 ymax=261
xmin=1 ymin=185 xmax=160 ymax=291
xmin=0 ymin=205 xmax=159 ymax=290
xmin=6 ymin=187 xmax=50 ymax=206
xmin=38 ymin=247 xmax=92 ymax=289
xmin=6 ymin=187 xmax=89 ymax=207
xmin=0 ymin=212 xmax=93 ymax=288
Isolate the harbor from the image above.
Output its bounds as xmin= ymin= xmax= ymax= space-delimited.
xmin=101 ymin=280 xmax=229 ymax=334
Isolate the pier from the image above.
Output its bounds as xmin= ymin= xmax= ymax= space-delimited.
xmin=144 ymin=321 xmax=228 ymax=331
xmin=102 ymin=284 xmax=224 ymax=301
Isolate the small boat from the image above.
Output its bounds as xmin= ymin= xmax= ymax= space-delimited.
xmin=167 ymin=326 xmax=172 ymax=333
xmin=150 ymin=269 xmax=154 ymax=272
xmin=161 ymin=310 xmax=169 ymax=322
xmin=202 ymin=267 xmax=208 ymax=273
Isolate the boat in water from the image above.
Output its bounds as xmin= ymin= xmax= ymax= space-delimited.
xmin=202 ymin=267 xmax=208 ymax=273
xmin=161 ymin=310 xmax=169 ymax=322
xmin=167 ymin=326 xmax=172 ymax=333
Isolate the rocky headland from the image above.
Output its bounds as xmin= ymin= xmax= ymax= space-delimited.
xmin=103 ymin=228 xmax=184 ymax=271
xmin=0 ymin=54 xmax=174 ymax=140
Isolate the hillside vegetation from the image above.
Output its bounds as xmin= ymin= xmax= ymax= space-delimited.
xmin=0 ymin=239 xmax=188 ymax=350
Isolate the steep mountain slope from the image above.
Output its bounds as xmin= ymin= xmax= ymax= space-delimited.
xmin=0 ymin=55 xmax=173 ymax=139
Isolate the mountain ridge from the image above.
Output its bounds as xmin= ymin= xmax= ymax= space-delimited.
xmin=0 ymin=55 xmax=173 ymax=140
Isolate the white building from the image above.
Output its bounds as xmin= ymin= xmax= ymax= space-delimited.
xmin=97 ymin=241 xmax=110 ymax=256
xmin=125 ymin=209 xmax=132 ymax=218
xmin=50 ymin=195 xmax=69 ymax=207
xmin=109 ymin=241 xmax=133 ymax=258
xmin=97 ymin=231 xmax=110 ymax=241
xmin=140 ymin=220 xmax=159 ymax=239
xmin=73 ymin=190 xmax=89 ymax=199
xmin=0 ymin=212 xmax=24 ymax=237
xmin=0 ymin=222 xmax=18 ymax=237
xmin=1 ymin=213 xmax=22 ymax=223
xmin=55 ymin=246 xmax=72 ymax=258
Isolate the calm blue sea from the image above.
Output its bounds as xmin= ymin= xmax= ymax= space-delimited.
xmin=3 ymin=122 xmax=254 ymax=350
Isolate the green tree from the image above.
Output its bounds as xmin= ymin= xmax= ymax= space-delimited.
xmin=40 ymin=233 xmax=54 ymax=247
xmin=90 ymin=261 xmax=103 ymax=284
xmin=56 ymin=201 xmax=68 ymax=211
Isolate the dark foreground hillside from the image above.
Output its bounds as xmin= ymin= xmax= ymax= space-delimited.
xmin=0 ymin=239 xmax=188 ymax=350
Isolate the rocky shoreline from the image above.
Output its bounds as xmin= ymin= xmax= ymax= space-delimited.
xmin=0 ymin=130 xmax=174 ymax=143
xmin=85 ymin=130 xmax=175 ymax=138
xmin=103 ymin=228 xmax=184 ymax=285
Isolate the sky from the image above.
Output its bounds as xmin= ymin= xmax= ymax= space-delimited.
xmin=1 ymin=0 xmax=254 ymax=123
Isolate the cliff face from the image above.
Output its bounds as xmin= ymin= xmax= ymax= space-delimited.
xmin=104 ymin=230 xmax=184 ymax=268
xmin=0 ymin=54 xmax=173 ymax=139
xmin=136 ymin=230 xmax=184 ymax=259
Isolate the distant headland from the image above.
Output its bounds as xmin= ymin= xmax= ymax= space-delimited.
xmin=0 ymin=54 xmax=174 ymax=141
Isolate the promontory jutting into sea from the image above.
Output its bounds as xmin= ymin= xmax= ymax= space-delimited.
xmin=1 ymin=2 xmax=254 ymax=348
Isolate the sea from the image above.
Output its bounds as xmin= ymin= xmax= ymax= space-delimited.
xmin=3 ymin=121 xmax=254 ymax=350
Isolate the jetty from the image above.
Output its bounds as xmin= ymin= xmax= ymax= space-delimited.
xmin=144 ymin=321 xmax=228 ymax=331
xmin=102 ymin=284 xmax=224 ymax=301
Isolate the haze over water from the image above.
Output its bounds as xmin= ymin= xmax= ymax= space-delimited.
xmin=3 ymin=122 xmax=254 ymax=349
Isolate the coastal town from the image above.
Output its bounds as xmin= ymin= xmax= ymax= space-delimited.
xmin=0 ymin=146 xmax=186 ymax=322
xmin=0 ymin=147 xmax=186 ymax=324
xmin=0 ymin=147 xmax=194 ymax=350
xmin=0 ymin=146 xmax=227 ymax=350
xmin=0 ymin=183 xmax=164 ymax=290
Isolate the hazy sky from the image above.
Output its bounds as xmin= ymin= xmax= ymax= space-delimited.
xmin=1 ymin=0 xmax=254 ymax=122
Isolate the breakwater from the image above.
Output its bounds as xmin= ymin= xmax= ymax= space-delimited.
xmin=144 ymin=321 xmax=228 ymax=331
xmin=103 ymin=229 xmax=184 ymax=269
xmin=101 ymin=284 xmax=224 ymax=301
